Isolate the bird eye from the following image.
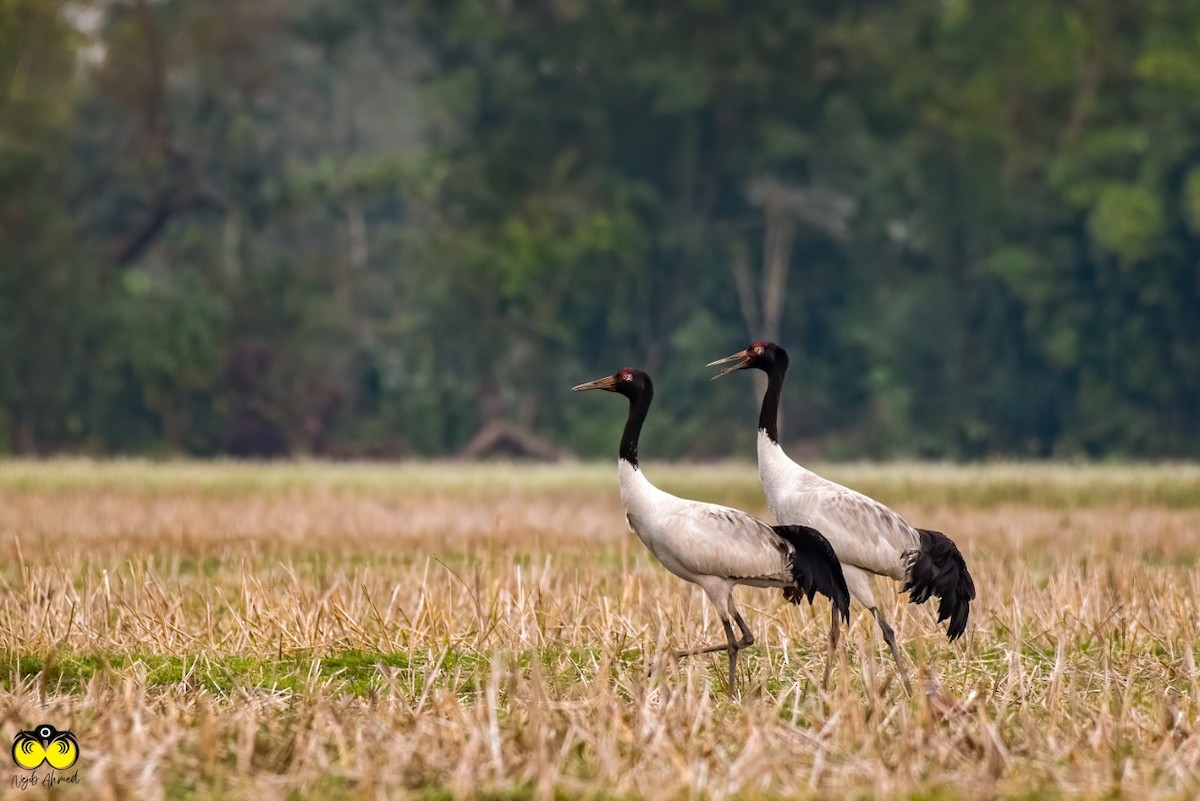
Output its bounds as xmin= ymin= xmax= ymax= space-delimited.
xmin=754 ymin=346 xmax=763 ymax=355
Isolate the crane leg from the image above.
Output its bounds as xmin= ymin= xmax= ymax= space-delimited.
xmin=672 ymin=639 xmax=733 ymax=659
xmin=732 ymin=610 xmax=755 ymax=649
xmin=723 ymin=601 xmax=756 ymax=696
xmin=670 ymin=618 xmax=740 ymax=694
xmin=873 ymin=607 xmax=912 ymax=695
xmin=673 ymin=581 xmax=747 ymax=697
xmin=722 ymin=617 xmax=740 ymax=695
xmin=841 ymin=566 xmax=912 ymax=695
xmin=822 ymin=601 xmax=841 ymax=690
xmin=672 ymin=615 xmax=742 ymax=658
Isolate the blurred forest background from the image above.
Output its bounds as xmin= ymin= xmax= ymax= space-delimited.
xmin=3 ymin=0 xmax=1200 ymax=460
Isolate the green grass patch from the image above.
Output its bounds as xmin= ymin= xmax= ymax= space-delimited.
xmin=1 ymin=458 xmax=1199 ymax=508
xmin=0 ymin=644 xmax=648 ymax=699
xmin=0 ymin=649 xmax=467 ymax=696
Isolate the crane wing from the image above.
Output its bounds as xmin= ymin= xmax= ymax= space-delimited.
xmin=654 ymin=502 xmax=791 ymax=582
xmin=775 ymin=479 xmax=921 ymax=579
xmin=655 ymin=503 xmax=851 ymax=616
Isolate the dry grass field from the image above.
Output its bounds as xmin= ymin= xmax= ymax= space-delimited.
xmin=1 ymin=460 xmax=1199 ymax=800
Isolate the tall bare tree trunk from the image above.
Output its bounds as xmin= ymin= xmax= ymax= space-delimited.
xmin=728 ymin=177 xmax=857 ymax=417
xmin=729 ymin=179 xmax=803 ymax=407
xmin=761 ymin=203 xmax=797 ymax=344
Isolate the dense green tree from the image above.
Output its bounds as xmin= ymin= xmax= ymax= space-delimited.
xmin=0 ymin=0 xmax=89 ymax=452
xmin=1 ymin=0 xmax=1198 ymax=458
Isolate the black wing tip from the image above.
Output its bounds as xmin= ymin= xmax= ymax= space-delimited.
xmin=772 ymin=524 xmax=851 ymax=623
xmin=905 ymin=528 xmax=975 ymax=642
xmin=835 ymin=588 xmax=850 ymax=624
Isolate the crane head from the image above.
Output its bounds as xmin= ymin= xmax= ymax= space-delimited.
xmin=706 ymin=341 xmax=788 ymax=378
xmin=572 ymin=368 xmax=652 ymax=399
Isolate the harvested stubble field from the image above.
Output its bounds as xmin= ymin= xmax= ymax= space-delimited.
xmin=1 ymin=460 xmax=1199 ymax=801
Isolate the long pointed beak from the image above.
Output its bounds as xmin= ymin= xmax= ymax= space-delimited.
xmin=706 ymin=350 xmax=752 ymax=379
xmin=572 ymin=375 xmax=619 ymax=392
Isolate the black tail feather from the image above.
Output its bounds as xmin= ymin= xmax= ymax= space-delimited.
xmin=773 ymin=525 xmax=851 ymax=624
xmin=903 ymin=528 xmax=976 ymax=641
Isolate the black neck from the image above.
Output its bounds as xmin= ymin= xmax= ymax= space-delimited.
xmin=759 ymin=364 xmax=784 ymax=444
xmin=620 ymin=386 xmax=652 ymax=467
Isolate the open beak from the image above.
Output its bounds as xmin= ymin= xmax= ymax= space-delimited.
xmin=572 ymin=375 xmax=619 ymax=392
xmin=706 ymin=349 xmax=753 ymax=379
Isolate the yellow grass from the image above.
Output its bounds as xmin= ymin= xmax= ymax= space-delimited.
xmin=1 ymin=460 xmax=1198 ymax=800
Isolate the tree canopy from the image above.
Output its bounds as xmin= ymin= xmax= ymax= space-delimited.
xmin=3 ymin=0 xmax=1199 ymax=459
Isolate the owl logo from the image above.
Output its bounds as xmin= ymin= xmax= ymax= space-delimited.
xmin=11 ymin=724 xmax=79 ymax=770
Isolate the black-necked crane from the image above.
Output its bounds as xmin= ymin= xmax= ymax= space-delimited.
xmin=708 ymin=342 xmax=975 ymax=694
xmin=572 ymin=367 xmax=850 ymax=695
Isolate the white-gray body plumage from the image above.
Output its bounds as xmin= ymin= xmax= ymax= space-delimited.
xmin=620 ymin=459 xmax=797 ymax=594
xmin=758 ymin=430 xmax=918 ymax=605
